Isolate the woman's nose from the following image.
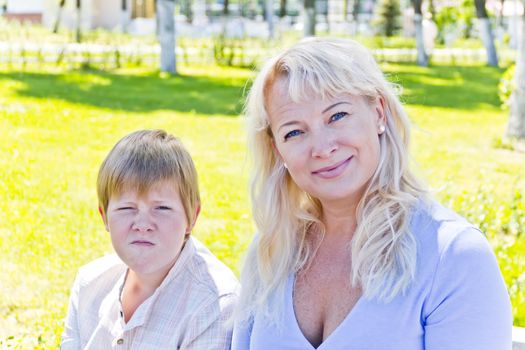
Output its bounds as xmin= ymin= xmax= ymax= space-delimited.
xmin=310 ymin=130 xmax=338 ymax=158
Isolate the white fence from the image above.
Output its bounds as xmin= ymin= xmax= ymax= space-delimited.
xmin=0 ymin=42 xmax=517 ymax=68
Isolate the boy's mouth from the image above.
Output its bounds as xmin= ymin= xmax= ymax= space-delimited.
xmin=131 ymin=240 xmax=155 ymax=246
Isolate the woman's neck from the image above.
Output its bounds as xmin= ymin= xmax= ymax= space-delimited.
xmin=320 ymin=199 xmax=358 ymax=239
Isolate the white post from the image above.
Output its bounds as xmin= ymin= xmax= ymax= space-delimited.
xmin=157 ymin=0 xmax=176 ymax=73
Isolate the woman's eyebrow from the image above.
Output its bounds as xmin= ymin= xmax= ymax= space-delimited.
xmin=278 ymin=120 xmax=301 ymax=132
xmin=322 ymin=101 xmax=352 ymax=114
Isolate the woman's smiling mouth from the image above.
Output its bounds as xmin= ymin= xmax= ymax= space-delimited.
xmin=311 ymin=156 xmax=353 ymax=179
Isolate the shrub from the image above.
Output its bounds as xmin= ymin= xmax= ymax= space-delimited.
xmin=499 ymin=64 xmax=515 ymax=110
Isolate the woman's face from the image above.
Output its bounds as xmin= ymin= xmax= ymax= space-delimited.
xmin=267 ymin=78 xmax=386 ymax=207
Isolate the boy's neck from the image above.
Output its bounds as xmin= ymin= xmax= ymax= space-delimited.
xmin=126 ymin=268 xmax=167 ymax=294
xmin=121 ymin=266 xmax=172 ymax=323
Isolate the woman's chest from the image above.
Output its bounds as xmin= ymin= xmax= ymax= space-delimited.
xmin=294 ymin=265 xmax=361 ymax=345
xmin=249 ymin=273 xmax=426 ymax=350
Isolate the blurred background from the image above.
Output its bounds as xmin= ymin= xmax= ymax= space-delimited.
xmin=0 ymin=0 xmax=524 ymax=348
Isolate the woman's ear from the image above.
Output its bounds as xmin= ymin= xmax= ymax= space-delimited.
xmin=375 ymin=95 xmax=386 ymax=125
xmin=99 ymin=206 xmax=109 ymax=232
xmin=375 ymin=96 xmax=387 ymax=134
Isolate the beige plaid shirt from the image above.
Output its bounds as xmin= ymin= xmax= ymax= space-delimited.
xmin=61 ymin=237 xmax=239 ymax=350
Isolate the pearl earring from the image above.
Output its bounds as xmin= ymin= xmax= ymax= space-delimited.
xmin=378 ymin=125 xmax=386 ymax=134
xmin=283 ymin=163 xmax=288 ymax=169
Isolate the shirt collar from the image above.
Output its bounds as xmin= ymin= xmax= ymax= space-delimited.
xmin=118 ymin=237 xmax=197 ymax=330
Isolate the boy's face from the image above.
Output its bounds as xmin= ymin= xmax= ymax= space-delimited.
xmin=101 ymin=180 xmax=194 ymax=278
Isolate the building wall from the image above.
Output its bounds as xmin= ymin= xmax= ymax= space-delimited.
xmin=6 ymin=0 xmax=43 ymax=13
xmin=91 ymin=0 xmax=126 ymax=29
xmin=41 ymin=0 xmax=93 ymax=30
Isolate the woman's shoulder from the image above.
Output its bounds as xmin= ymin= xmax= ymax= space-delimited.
xmin=410 ymin=199 xmax=490 ymax=259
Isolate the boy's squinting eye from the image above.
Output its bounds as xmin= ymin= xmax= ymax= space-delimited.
xmin=117 ymin=207 xmax=134 ymax=211
xmin=329 ymin=111 xmax=348 ymax=122
xmin=283 ymin=129 xmax=303 ymax=141
xmin=157 ymin=206 xmax=172 ymax=210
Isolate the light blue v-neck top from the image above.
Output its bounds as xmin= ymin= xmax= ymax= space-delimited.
xmin=232 ymin=201 xmax=512 ymax=350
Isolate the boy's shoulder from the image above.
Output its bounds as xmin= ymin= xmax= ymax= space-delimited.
xmin=185 ymin=237 xmax=240 ymax=298
xmin=76 ymin=254 xmax=126 ymax=289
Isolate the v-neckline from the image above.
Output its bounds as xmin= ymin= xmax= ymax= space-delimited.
xmin=288 ymin=273 xmax=364 ymax=349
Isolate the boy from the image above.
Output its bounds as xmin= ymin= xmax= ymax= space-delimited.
xmin=61 ymin=130 xmax=239 ymax=349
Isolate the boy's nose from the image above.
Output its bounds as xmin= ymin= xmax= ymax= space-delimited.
xmin=131 ymin=213 xmax=155 ymax=232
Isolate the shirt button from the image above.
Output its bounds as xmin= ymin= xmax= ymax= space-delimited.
xmin=117 ymin=338 xmax=124 ymax=345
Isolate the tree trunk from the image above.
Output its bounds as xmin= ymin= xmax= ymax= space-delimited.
xmin=303 ymin=0 xmax=315 ymax=37
xmin=157 ymin=0 xmax=177 ymax=73
xmin=412 ymin=0 xmax=428 ymax=66
xmin=352 ymin=0 xmax=360 ymax=34
xmin=325 ymin=0 xmax=330 ymax=34
xmin=266 ymin=0 xmax=275 ymax=38
xmin=279 ymin=0 xmax=286 ymax=18
xmin=223 ymin=0 xmax=229 ymax=15
xmin=121 ymin=0 xmax=128 ymax=32
xmin=507 ymin=6 xmax=525 ymax=139
xmin=475 ymin=0 xmax=498 ymax=66
xmin=76 ymin=0 xmax=82 ymax=43
xmin=53 ymin=0 xmax=66 ymax=33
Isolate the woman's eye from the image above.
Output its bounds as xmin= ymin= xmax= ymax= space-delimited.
xmin=330 ymin=111 xmax=348 ymax=122
xmin=118 ymin=207 xmax=134 ymax=211
xmin=284 ymin=129 xmax=302 ymax=140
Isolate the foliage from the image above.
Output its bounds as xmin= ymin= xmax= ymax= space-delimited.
xmin=458 ymin=0 xmax=476 ymax=39
xmin=0 ymin=62 xmax=524 ymax=348
xmin=499 ymin=64 xmax=515 ymax=110
xmin=212 ymin=35 xmax=264 ymax=68
xmin=434 ymin=6 xmax=460 ymax=45
xmin=373 ymin=0 xmax=402 ymax=37
xmin=434 ymin=0 xmax=475 ymax=45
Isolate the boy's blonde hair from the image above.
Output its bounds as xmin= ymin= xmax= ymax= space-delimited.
xmin=97 ymin=130 xmax=200 ymax=229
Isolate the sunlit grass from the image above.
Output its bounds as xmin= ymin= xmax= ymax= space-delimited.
xmin=1 ymin=62 xmax=524 ymax=348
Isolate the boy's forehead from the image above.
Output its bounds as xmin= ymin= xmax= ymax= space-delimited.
xmin=111 ymin=179 xmax=180 ymax=201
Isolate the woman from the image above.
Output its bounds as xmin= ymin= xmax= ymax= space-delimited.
xmin=232 ymin=38 xmax=512 ymax=349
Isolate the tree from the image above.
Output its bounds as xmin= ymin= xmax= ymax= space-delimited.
xmin=352 ymin=0 xmax=360 ymax=23
xmin=279 ymin=0 xmax=286 ymax=18
xmin=474 ymin=0 xmax=498 ymax=66
xmin=507 ymin=0 xmax=525 ymax=139
xmin=53 ymin=0 xmax=66 ymax=33
xmin=181 ymin=0 xmax=194 ymax=23
xmin=266 ymin=0 xmax=275 ymax=38
xmin=303 ymin=0 xmax=316 ymax=36
xmin=343 ymin=0 xmax=361 ymax=34
xmin=76 ymin=0 xmax=81 ymax=43
xmin=374 ymin=0 xmax=401 ymax=37
xmin=412 ymin=0 xmax=428 ymax=66
xmin=121 ymin=0 xmax=128 ymax=32
xmin=157 ymin=0 xmax=176 ymax=73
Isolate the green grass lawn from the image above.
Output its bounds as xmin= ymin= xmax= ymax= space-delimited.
xmin=1 ymin=63 xmax=524 ymax=348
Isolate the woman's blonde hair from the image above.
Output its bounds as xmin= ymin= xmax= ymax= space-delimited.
xmin=97 ymin=129 xmax=200 ymax=233
xmin=237 ymin=38 xmax=427 ymax=324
